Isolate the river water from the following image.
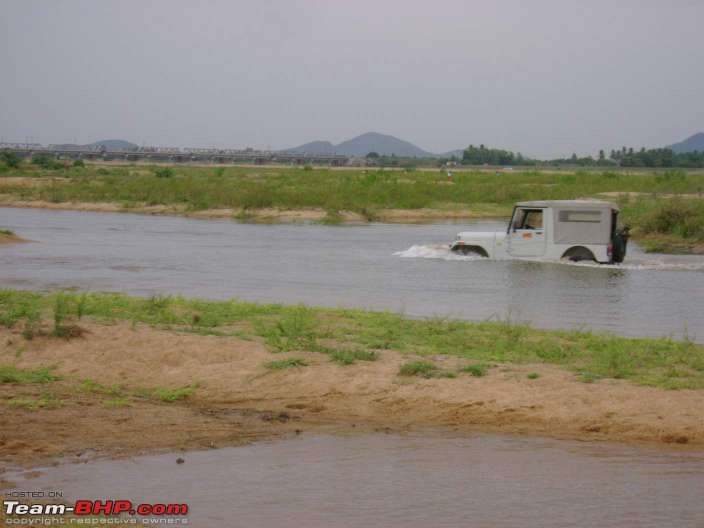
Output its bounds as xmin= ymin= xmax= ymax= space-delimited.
xmin=1 ymin=207 xmax=703 ymax=341
xmin=6 ymin=433 xmax=704 ymax=527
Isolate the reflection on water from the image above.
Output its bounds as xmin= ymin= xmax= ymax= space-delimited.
xmin=8 ymin=434 xmax=704 ymax=528
xmin=1 ymin=207 xmax=703 ymax=341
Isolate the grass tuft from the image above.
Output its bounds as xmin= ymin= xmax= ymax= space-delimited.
xmin=0 ymin=365 xmax=58 ymax=384
xmin=317 ymin=346 xmax=379 ymax=365
xmin=460 ymin=363 xmax=489 ymax=377
xmin=399 ymin=360 xmax=438 ymax=378
xmin=8 ymin=393 xmax=61 ymax=410
xmin=264 ymin=358 xmax=309 ymax=370
xmin=149 ymin=384 xmax=197 ymax=402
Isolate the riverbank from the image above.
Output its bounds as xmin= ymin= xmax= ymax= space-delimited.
xmin=0 ymin=197 xmax=505 ymax=223
xmin=1 ymin=165 xmax=703 ymax=251
xmin=0 ymin=229 xmax=24 ymax=245
xmin=1 ymin=290 xmax=703 ymax=471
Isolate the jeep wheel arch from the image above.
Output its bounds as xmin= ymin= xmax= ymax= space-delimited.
xmin=452 ymin=245 xmax=489 ymax=257
xmin=561 ymin=246 xmax=596 ymax=262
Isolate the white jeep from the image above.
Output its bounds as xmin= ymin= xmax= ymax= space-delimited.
xmin=450 ymin=200 xmax=629 ymax=264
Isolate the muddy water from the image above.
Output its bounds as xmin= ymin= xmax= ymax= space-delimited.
xmin=7 ymin=434 xmax=704 ymax=527
xmin=1 ymin=207 xmax=704 ymax=341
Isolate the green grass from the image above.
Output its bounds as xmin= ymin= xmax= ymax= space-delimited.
xmin=2 ymin=290 xmax=704 ymax=389
xmin=399 ymin=360 xmax=439 ymax=378
xmin=79 ymin=377 xmax=195 ymax=403
xmin=0 ymin=365 xmax=58 ymax=384
xmin=620 ymin=196 xmax=704 ymax=252
xmin=78 ymin=378 xmax=124 ymax=396
xmin=264 ymin=358 xmax=309 ymax=370
xmin=8 ymin=393 xmax=61 ymax=410
xmin=460 ymin=363 xmax=489 ymax=377
xmin=141 ymin=384 xmax=197 ymax=403
xmin=314 ymin=346 xmax=379 ymax=365
xmin=527 ymin=372 xmax=541 ymax=380
xmin=398 ymin=360 xmax=457 ymax=378
xmin=0 ymin=229 xmax=15 ymax=236
xmin=577 ymin=371 xmax=603 ymax=384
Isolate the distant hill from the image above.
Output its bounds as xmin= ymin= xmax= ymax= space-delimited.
xmin=670 ymin=132 xmax=704 ymax=153
xmin=286 ymin=132 xmax=439 ymax=157
xmin=335 ymin=132 xmax=432 ymax=157
xmin=88 ymin=139 xmax=138 ymax=151
xmin=286 ymin=140 xmax=336 ymax=155
xmin=49 ymin=139 xmax=138 ymax=151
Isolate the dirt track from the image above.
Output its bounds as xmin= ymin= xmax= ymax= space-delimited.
xmin=1 ymin=321 xmax=703 ymax=474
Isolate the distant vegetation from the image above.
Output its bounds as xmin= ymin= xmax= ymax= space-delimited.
xmin=30 ymin=153 xmax=64 ymax=170
xmin=0 ymin=150 xmax=20 ymax=168
xmin=453 ymin=144 xmax=704 ymax=168
xmin=354 ymin=144 xmax=704 ymax=169
xmin=461 ymin=145 xmax=527 ymax=165
xmin=610 ymin=147 xmax=704 ymax=168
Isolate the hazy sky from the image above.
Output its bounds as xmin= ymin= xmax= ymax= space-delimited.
xmin=1 ymin=0 xmax=702 ymax=157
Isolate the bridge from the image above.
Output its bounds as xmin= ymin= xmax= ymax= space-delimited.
xmin=0 ymin=143 xmax=350 ymax=167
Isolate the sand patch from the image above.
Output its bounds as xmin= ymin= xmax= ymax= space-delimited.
xmin=1 ymin=321 xmax=703 ymax=470
xmin=0 ymin=232 xmax=26 ymax=245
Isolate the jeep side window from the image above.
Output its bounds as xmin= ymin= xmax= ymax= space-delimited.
xmin=523 ymin=210 xmax=543 ymax=230
xmin=513 ymin=209 xmax=543 ymax=230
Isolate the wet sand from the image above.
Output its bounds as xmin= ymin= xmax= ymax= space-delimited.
xmin=1 ymin=321 xmax=702 ymax=472
xmin=0 ymin=232 xmax=24 ymax=245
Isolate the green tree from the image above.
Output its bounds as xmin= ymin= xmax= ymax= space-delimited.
xmin=0 ymin=150 xmax=20 ymax=168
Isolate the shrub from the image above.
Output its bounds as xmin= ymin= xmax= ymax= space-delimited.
xmin=324 ymin=348 xmax=378 ymax=365
xmin=399 ymin=360 xmax=438 ymax=377
xmin=460 ymin=363 xmax=489 ymax=377
xmin=31 ymin=154 xmax=62 ymax=170
xmin=73 ymin=159 xmax=85 ymax=168
xmin=154 ymin=167 xmax=175 ymax=178
xmin=0 ymin=150 xmax=20 ymax=168
xmin=640 ymin=199 xmax=704 ymax=240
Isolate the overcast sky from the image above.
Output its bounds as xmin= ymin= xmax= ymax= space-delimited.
xmin=1 ymin=0 xmax=702 ymax=158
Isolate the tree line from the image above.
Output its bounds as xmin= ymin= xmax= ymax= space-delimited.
xmin=455 ymin=144 xmax=704 ymax=168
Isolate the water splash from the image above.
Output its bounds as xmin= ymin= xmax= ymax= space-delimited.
xmin=395 ymin=244 xmax=704 ymax=271
xmin=393 ymin=244 xmax=486 ymax=261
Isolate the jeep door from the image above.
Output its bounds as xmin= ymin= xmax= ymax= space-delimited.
xmin=507 ymin=207 xmax=547 ymax=257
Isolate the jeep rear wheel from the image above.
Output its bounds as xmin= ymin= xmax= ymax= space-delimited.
xmin=561 ymin=246 xmax=596 ymax=262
